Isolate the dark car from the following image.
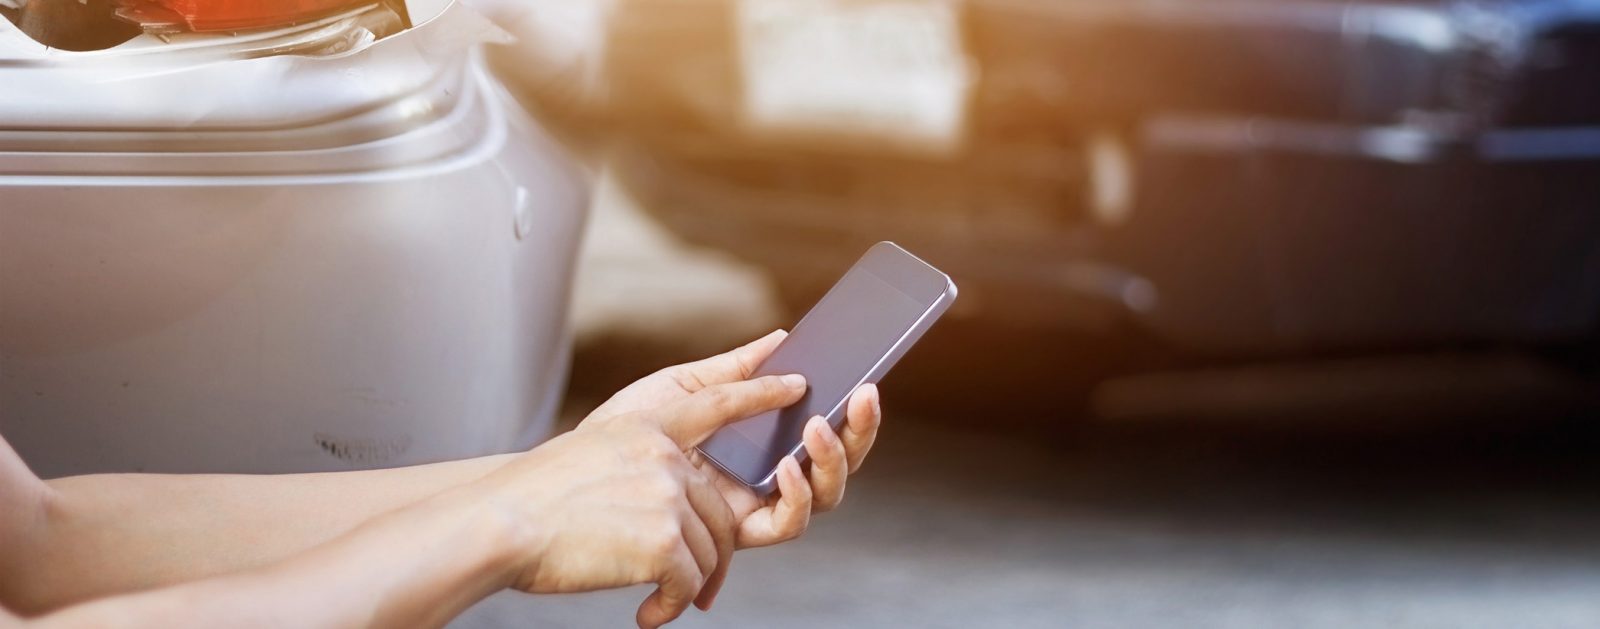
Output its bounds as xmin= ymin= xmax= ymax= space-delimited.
xmin=492 ymin=0 xmax=1600 ymax=415
xmin=610 ymin=2 xmax=1597 ymax=334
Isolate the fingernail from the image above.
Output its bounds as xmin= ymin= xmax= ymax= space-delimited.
xmin=780 ymin=374 xmax=806 ymax=389
xmin=870 ymin=385 xmax=881 ymax=416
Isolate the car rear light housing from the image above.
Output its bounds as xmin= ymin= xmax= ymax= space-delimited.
xmin=113 ymin=0 xmax=408 ymax=33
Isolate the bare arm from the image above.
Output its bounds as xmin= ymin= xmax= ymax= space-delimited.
xmin=27 ymin=482 xmax=520 ymax=629
xmin=0 ymin=331 xmax=887 ymax=626
xmin=1 ymin=442 xmax=514 ymax=614
xmin=3 ymin=372 xmax=814 ymax=629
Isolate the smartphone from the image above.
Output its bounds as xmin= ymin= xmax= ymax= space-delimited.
xmin=698 ymin=241 xmax=957 ymax=495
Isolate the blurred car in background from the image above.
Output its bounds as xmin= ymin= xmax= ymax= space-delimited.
xmin=0 ymin=0 xmax=588 ymax=477
xmin=500 ymin=0 xmax=1600 ymax=409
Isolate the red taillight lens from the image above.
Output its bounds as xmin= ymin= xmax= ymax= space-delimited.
xmin=113 ymin=0 xmax=372 ymax=33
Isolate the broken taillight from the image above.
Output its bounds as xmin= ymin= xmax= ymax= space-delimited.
xmin=113 ymin=0 xmax=409 ymax=33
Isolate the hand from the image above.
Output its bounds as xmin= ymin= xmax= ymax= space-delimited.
xmin=478 ymin=373 xmax=807 ymax=628
xmin=584 ymin=331 xmax=885 ymax=573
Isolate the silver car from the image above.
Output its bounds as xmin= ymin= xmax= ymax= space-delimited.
xmin=0 ymin=0 xmax=589 ymax=477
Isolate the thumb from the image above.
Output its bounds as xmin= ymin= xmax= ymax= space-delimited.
xmin=657 ymin=374 xmax=807 ymax=447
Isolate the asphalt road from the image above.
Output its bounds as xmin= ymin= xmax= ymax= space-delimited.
xmin=452 ymin=175 xmax=1600 ymax=628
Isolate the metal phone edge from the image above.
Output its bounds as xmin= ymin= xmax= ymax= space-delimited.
xmin=733 ymin=273 xmax=959 ymax=496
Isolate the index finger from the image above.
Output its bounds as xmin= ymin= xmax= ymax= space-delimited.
xmin=656 ymin=374 xmax=807 ymax=447
xmin=666 ymin=330 xmax=788 ymax=392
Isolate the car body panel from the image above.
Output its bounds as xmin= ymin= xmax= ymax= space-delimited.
xmin=0 ymin=2 xmax=589 ymax=477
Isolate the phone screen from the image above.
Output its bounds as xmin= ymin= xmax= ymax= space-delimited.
xmin=699 ymin=252 xmax=943 ymax=486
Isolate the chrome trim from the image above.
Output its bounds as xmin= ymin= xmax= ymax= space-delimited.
xmin=1479 ymin=127 xmax=1600 ymax=161
xmin=1146 ymin=114 xmax=1600 ymax=163
xmin=0 ymin=63 xmax=463 ymax=152
xmin=1145 ymin=115 xmax=1447 ymax=163
xmin=0 ymin=59 xmax=505 ymax=180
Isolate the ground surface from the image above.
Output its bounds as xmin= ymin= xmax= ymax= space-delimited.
xmin=452 ymin=175 xmax=1600 ymax=628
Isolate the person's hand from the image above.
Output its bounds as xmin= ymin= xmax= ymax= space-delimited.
xmin=477 ymin=373 xmax=807 ymax=628
xmin=584 ymin=330 xmax=885 ymax=554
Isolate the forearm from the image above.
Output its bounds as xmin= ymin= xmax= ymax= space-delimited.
xmin=6 ymin=454 xmax=514 ymax=614
xmin=26 ymin=484 xmax=522 ymax=629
